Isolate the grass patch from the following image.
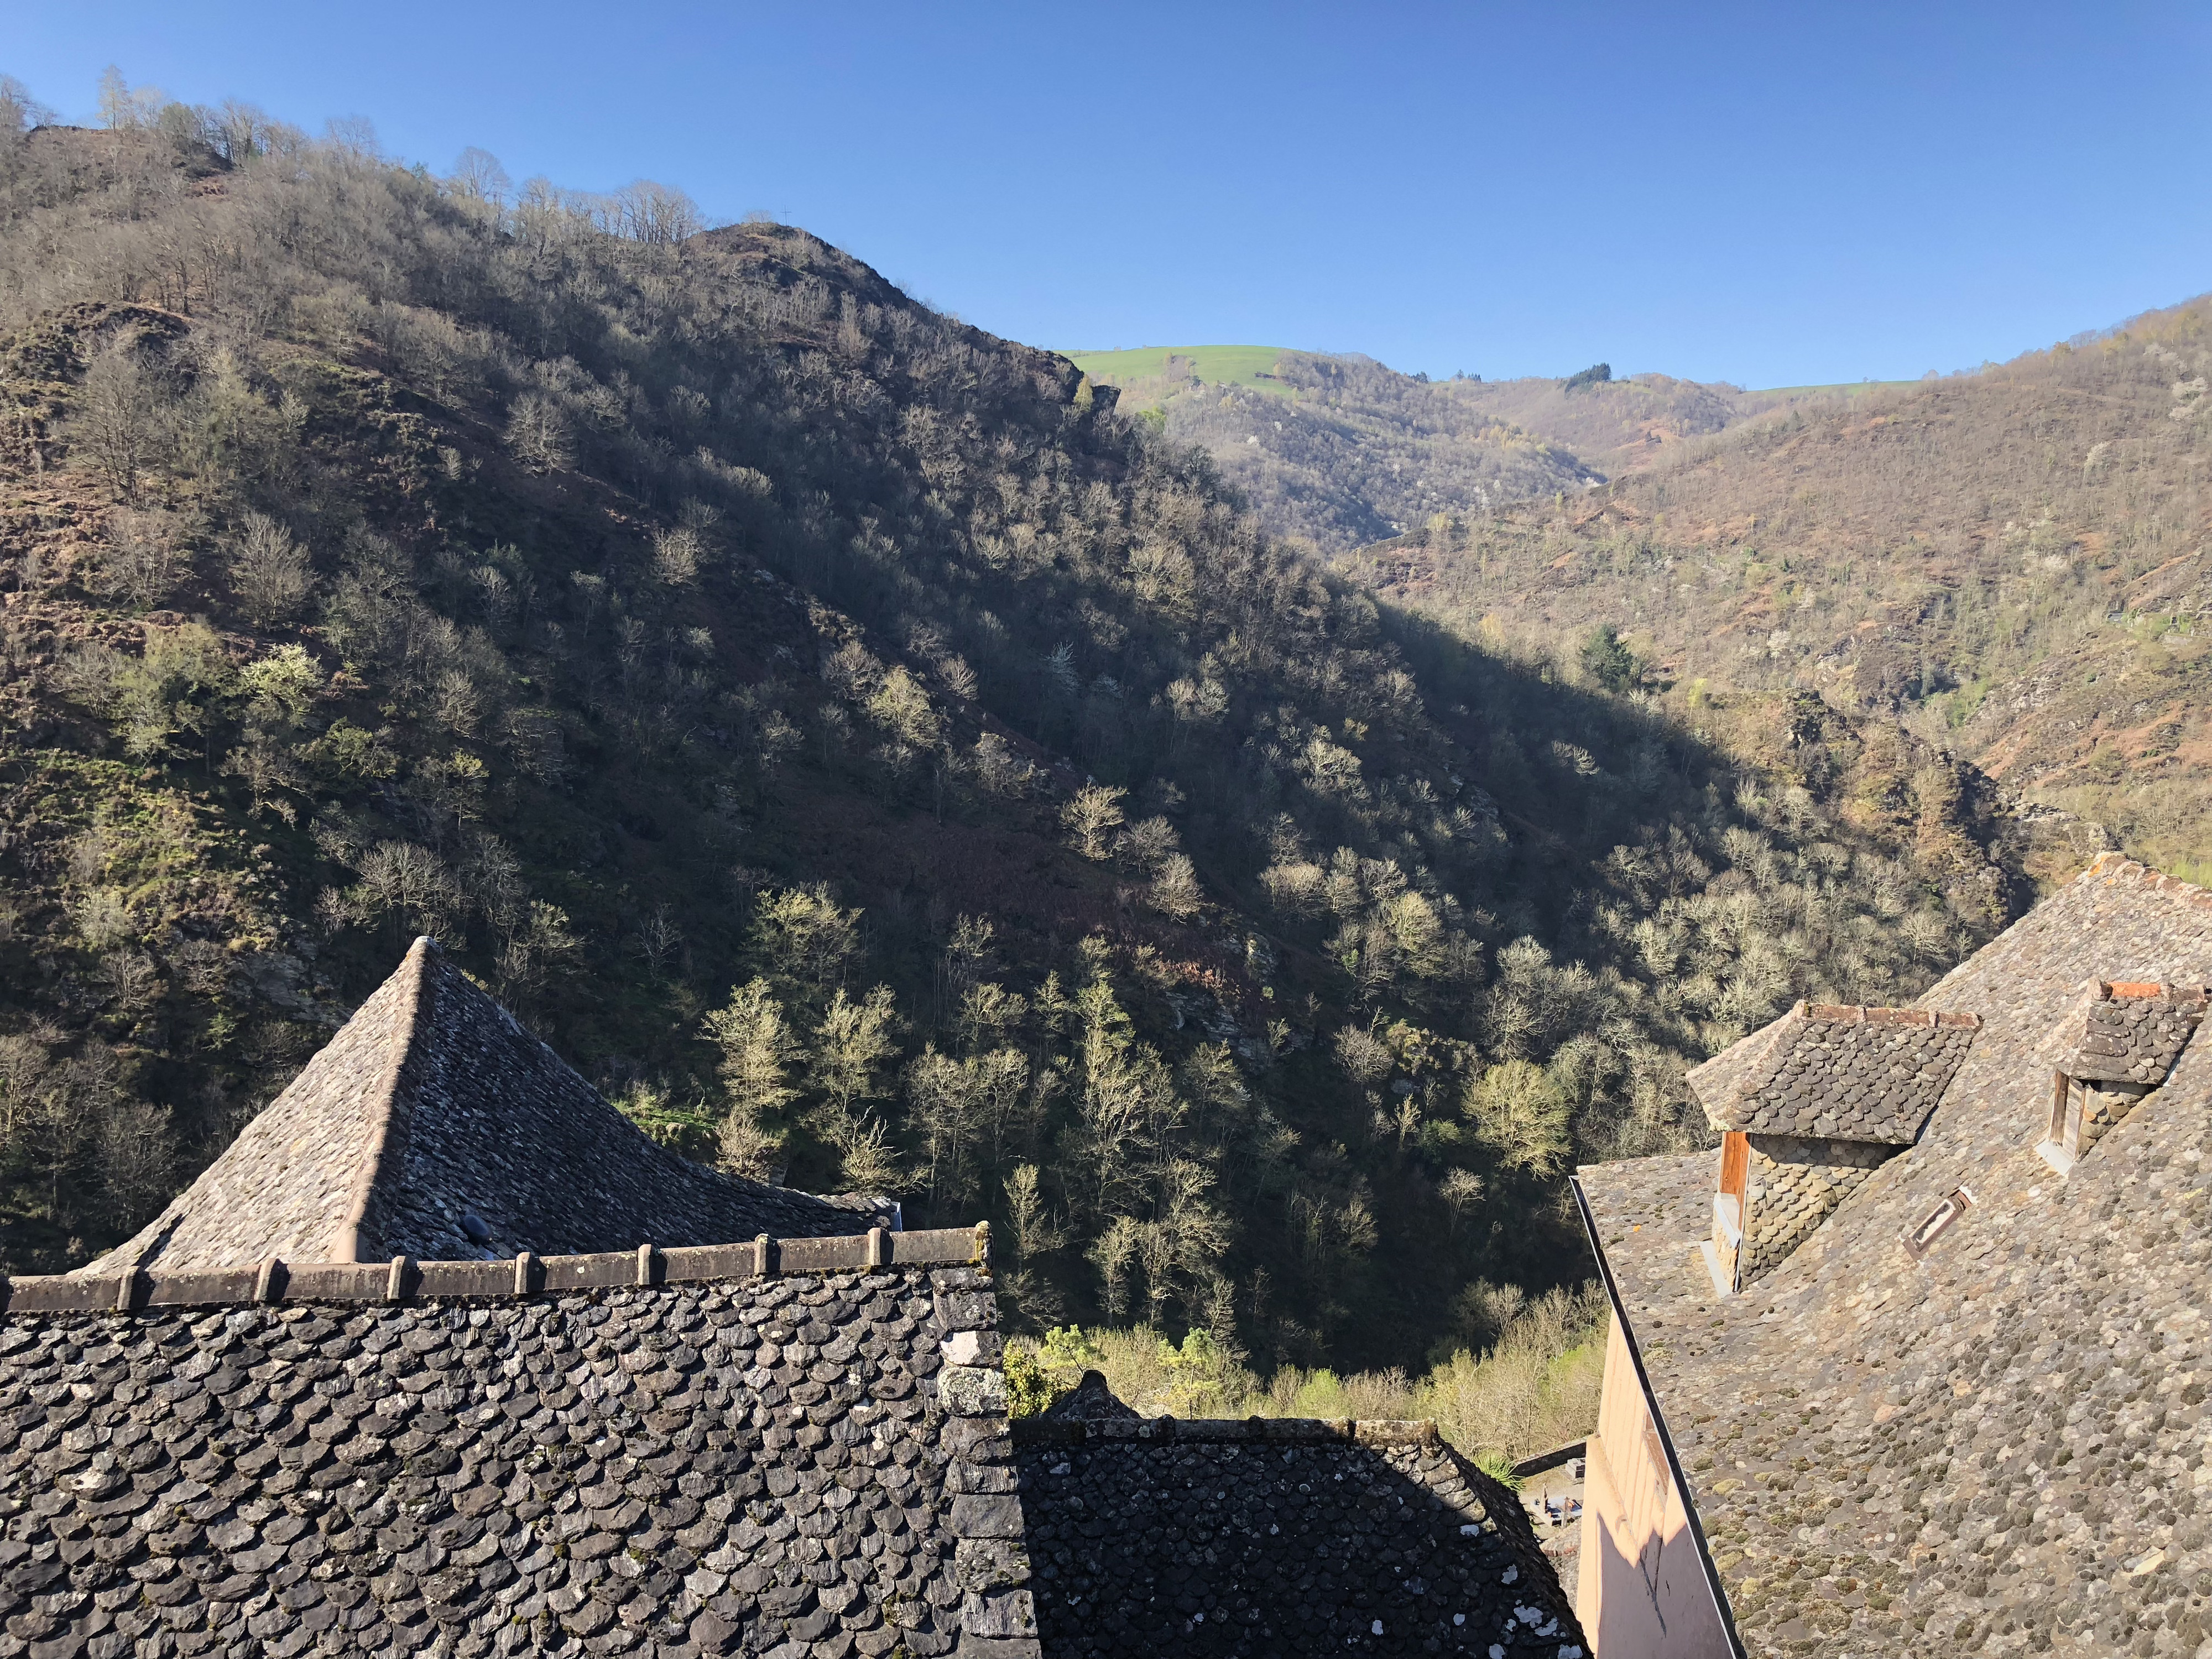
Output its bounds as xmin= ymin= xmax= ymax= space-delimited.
xmin=1065 ymin=345 xmax=1300 ymax=403
xmin=1752 ymin=379 xmax=1922 ymax=398
xmin=1006 ymin=1282 xmax=1605 ymax=1465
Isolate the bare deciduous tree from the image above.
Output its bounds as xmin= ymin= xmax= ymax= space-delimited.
xmin=1060 ymin=784 xmax=1126 ymax=861
xmin=1150 ymin=853 xmax=1203 ymax=919
xmin=228 ymin=512 xmax=314 ymax=624
xmin=448 ymin=147 xmax=510 ymax=205
xmin=99 ymin=509 xmax=185 ymax=609
xmin=68 ymin=340 xmax=165 ymax=495
xmin=98 ymin=1098 xmax=177 ymax=1227
xmin=504 ymin=393 xmax=573 ymax=473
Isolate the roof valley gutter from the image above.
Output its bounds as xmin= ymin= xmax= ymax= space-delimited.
xmin=1571 ymin=1173 xmax=1749 ymax=1659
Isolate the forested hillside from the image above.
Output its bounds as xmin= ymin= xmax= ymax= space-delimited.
xmin=1070 ymin=346 xmax=1813 ymax=551
xmin=1345 ymin=298 xmax=2212 ymax=874
xmin=0 ymin=75 xmax=2043 ymax=1372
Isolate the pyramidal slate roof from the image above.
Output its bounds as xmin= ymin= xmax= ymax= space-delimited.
xmin=1686 ymin=1000 xmax=1981 ymax=1143
xmin=84 ymin=938 xmax=881 ymax=1276
xmin=1578 ymin=853 xmax=2212 ymax=1656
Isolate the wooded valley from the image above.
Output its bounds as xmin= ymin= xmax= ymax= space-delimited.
xmin=0 ymin=75 xmax=2097 ymax=1384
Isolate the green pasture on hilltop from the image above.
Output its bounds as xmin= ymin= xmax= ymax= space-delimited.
xmin=1754 ymin=378 xmax=1922 ymax=398
xmin=1065 ymin=344 xmax=1299 ymax=401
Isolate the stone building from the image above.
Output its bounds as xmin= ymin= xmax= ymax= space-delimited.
xmin=0 ymin=940 xmax=1583 ymax=1658
xmin=1572 ymin=853 xmax=2212 ymax=1657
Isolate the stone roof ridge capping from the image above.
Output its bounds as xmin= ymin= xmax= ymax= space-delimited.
xmin=1796 ymin=1001 xmax=1983 ymax=1029
xmin=11 ymin=1222 xmax=990 ymax=1317
xmin=1688 ymin=997 xmax=1983 ymax=1142
xmin=81 ymin=938 xmax=891 ymax=1277
xmin=1016 ymin=1373 xmax=1443 ymax=1447
xmin=1014 ymin=1412 xmax=1443 ymax=1448
xmin=336 ymin=933 xmax=440 ymax=1262
xmin=2081 ymin=846 xmax=2212 ymax=904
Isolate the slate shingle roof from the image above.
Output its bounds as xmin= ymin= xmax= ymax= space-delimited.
xmin=1686 ymin=1000 xmax=1981 ymax=1143
xmin=1013 ymin=1416 xmax=1583 ymax=1657
xmin=2054 ymin=979 xmax=2207 ymax=1086
xmin=6 ymin=938 xmax=1589 ymax=1659
xmin=84 ymin=939 xmax=881 ymax=1277
xmin=0 ymin=1232 xmax=1581 ymax=1659
xmin=0 ymin=1240 xmax=1032 ymax=1659
xmin=1578 ymin=853 xmax=2212 ymax=1657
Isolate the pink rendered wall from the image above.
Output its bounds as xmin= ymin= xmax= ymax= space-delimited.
xmin=1576 ymin=1312 xmax=1731 ymax=1658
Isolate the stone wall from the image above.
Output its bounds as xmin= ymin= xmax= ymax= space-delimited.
xmin=1012 ymin=1417 xmax=1584 ymax=1657
xmin=0 ymin=1233 xmax=1037 ymax=1659
xmin=1740 ymin=1135 xmax=1896 ymax=1282
xmin=2074 ymin=1079 xmax=2152 ymax=1154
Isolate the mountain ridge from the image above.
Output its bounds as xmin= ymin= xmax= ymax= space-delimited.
xmin=1066 ymin=343 xmax=1922 ymax=551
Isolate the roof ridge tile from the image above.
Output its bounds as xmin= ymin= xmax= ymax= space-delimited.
xmin=11 ymin=1224 xmax=987 ymax=1316
xmin=333 ymin=934 xmax=439 ymax=1262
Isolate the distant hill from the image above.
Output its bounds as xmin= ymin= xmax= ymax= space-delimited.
xmin=1342 ymin=295 xmax=2212 ymax=874
xmin=1066 ymin=345 xmax=1835 ymax=550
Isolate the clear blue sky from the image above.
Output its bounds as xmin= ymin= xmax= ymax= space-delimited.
xmin=7 ymin=3 xmax=2206 ymax=387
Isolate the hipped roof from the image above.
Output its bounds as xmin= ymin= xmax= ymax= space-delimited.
xmin=1686 ymin=1000 xmax=1980 ymax=1144
xmin=84 ymin=938 xmax=879 ymax=1274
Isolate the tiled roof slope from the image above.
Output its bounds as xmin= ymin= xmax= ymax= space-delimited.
xmin=85 ymin=940 xmax=877 ymax=1275
xmin=2055 ymin=980 xmax=2208 ymax=1086
xmin=0 ymin=1253 xmax=1035 ymax=1659
xmin=1686 ymin=1001 xmax=1980 ymax=1142
xmin=1578 ymin=854 xmax=2212 ymax=1657
xmin=1013 ymin=1417 xmax=1584 ymax=1657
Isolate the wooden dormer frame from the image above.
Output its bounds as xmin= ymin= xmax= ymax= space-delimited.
xmin=2039 ymin=1068 xmax=2096 ymax=1178
xmin=1704 ymin=1131 xmax=1751 ymax=1296
xmin=1719 ymin=1131 xmax=1749 ymax=1208
xmin=2034 ymin=980 xmax=2202 ymax=1180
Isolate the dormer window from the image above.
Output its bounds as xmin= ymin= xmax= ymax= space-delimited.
xmin=2037 ymin=982 xmax=2206 ymax=1177
xmin=1688 ymin=1002 xmax=1981 ymax=1290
